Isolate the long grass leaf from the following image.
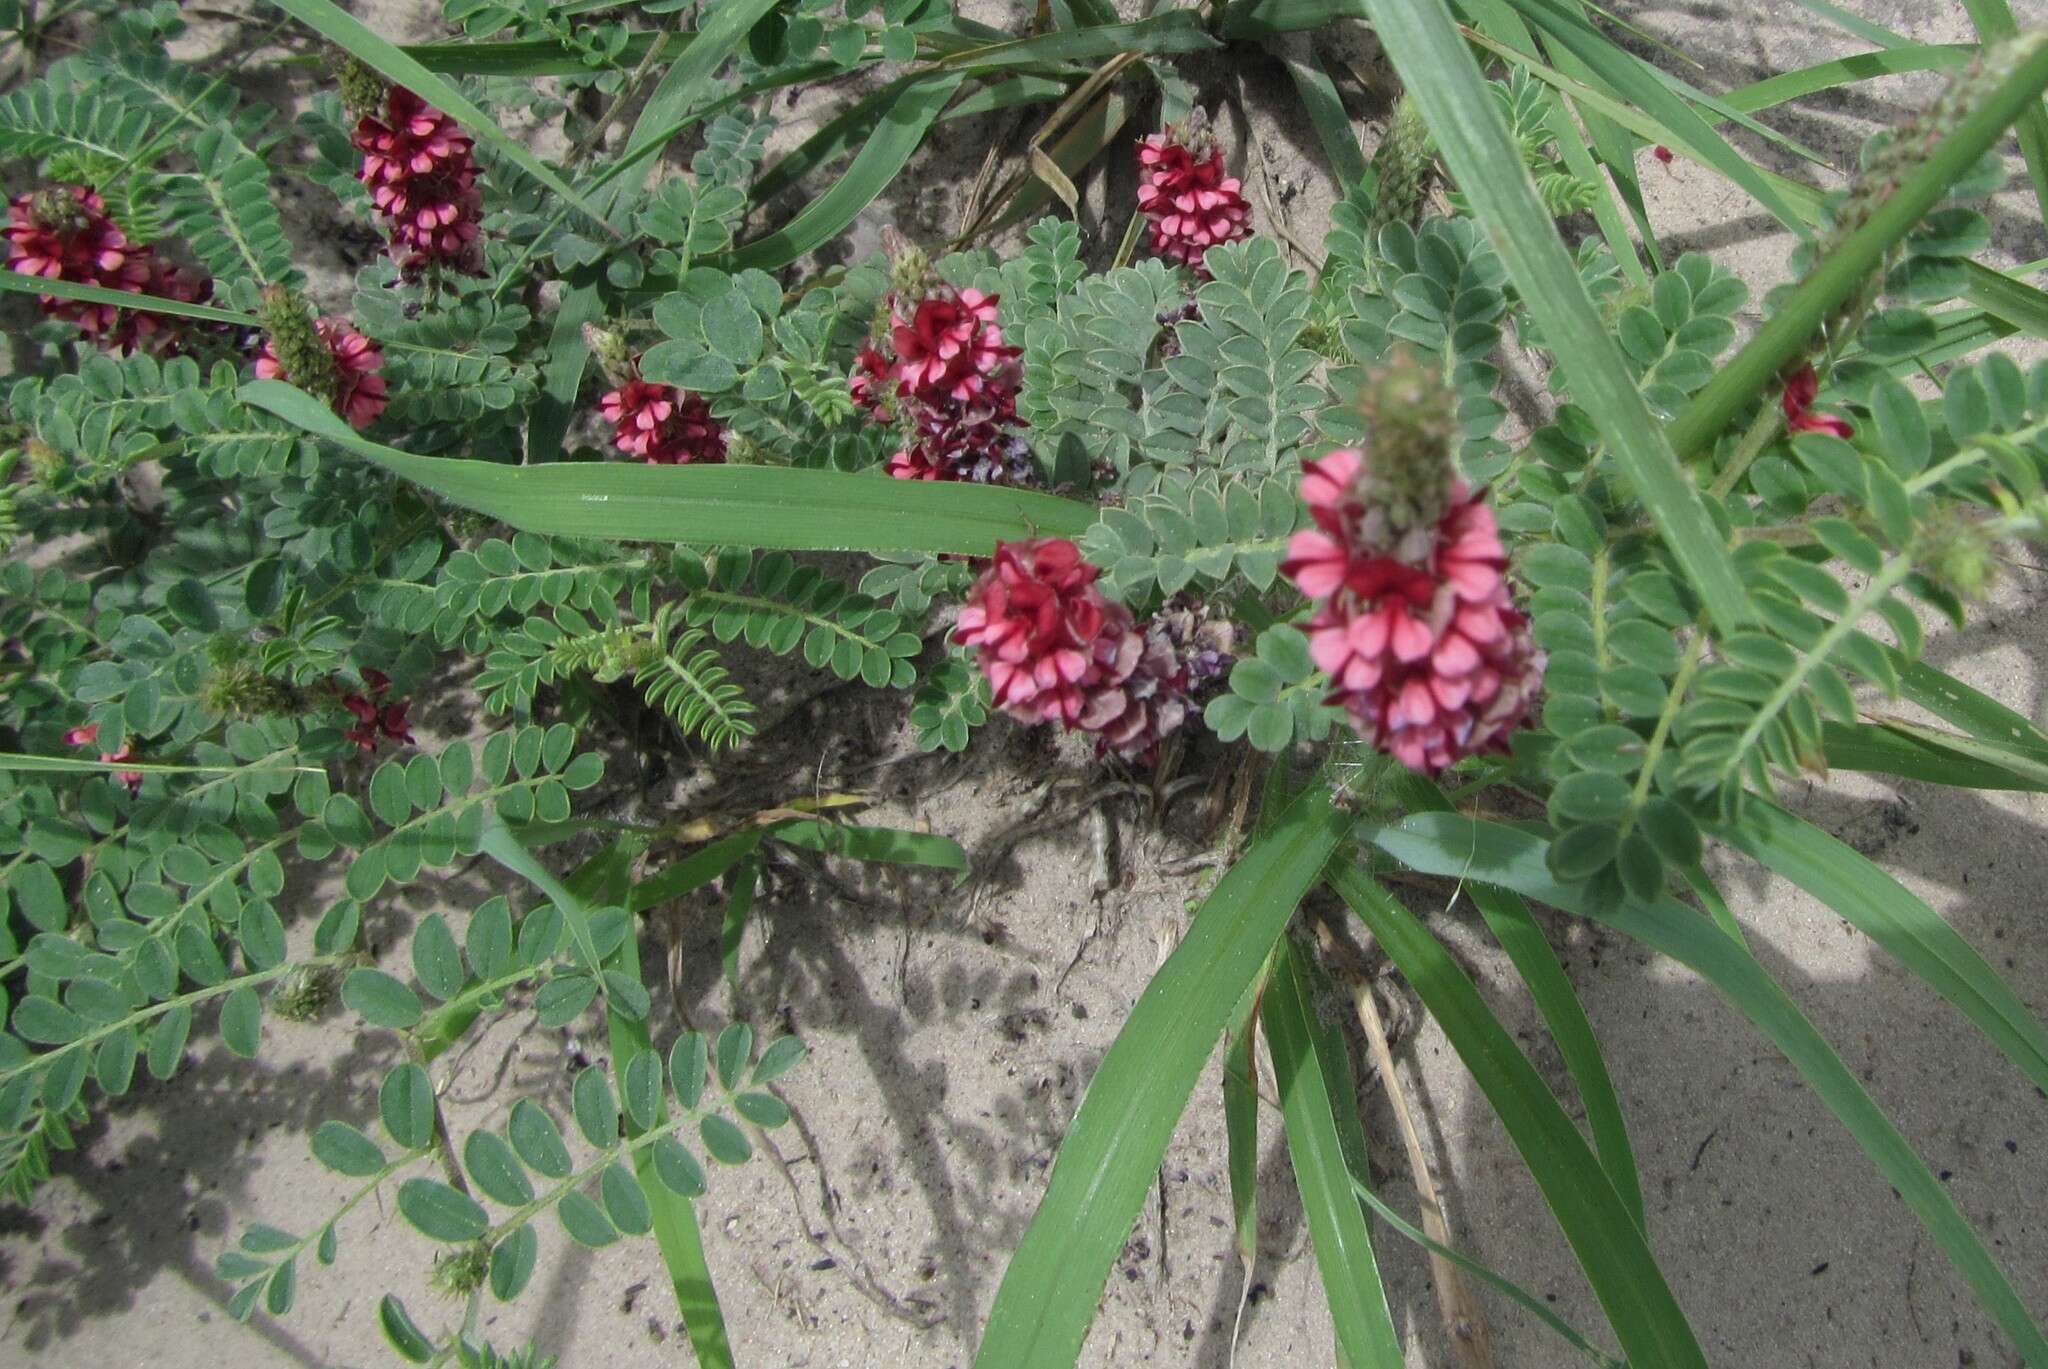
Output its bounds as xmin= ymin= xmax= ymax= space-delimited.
xmin=1780 ymin=0 xmax=1909 ymax=51
xmin=1342 ymin=1170 xmax=1623 ymax=1367
xmin=1961 ymin=0 xmax=2048 ymax=231
xmin=1391 ymin=773 xmax=1642 ymax=1228
xmin=1358 ymin=0 xmax=1749 ymax=632
xmin=973 ymin=783 xmax=1352 ymax=1368
xmin=566 ymin=844 xmax=735 ymax=1368
xmin=1222 ymin=970 xmax=1265 ymax=1290
xmin=1505 ymin=0 xmax=1817 ymax=215
xmin=933 ymin=12 xmax=1220 ymax=69
xmin=399 ymin=31 xmax=689 ymax=78
xmin=1668 ymin=36 xmax=2048 ymax=458
xmin=239 ymin=380 xmax=1094 ymax=553
xmin=0 ymin=271 xmax=258 ymax=326
xmin=261 ymin=0 xmax=620 ymax=236
xmin=619 ymin=0 xmax=781 ymax=192
xmin=721 ymin=72 xmax=966 ymax=271
xmin=527 ymin=271 xmax=603 ymax=463
xmin=1721 ymin=800 xmax=2048 ymax=1097
xmin=1819 ymin=720 xmax=2045 ymax=789
xmin=1327 ymin=863 xmax=1708 ymax=1368
xmin=1279 ymin=42 xmax=1370 ymax=188
xmin=1264 ymin=936 xmax=1405 ymax=1366
xmin=1362 ymin=813 xmax=2048 ymax=1364
xmin=1723 ymin=45 xmax=1972 ymax=115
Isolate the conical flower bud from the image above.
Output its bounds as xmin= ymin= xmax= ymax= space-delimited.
xmin=1368 ymin=94 xmax=1435 ymax=233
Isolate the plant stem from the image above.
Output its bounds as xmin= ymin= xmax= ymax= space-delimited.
xmin=0 ymin=952 xmax=351 ymax=1089
xmin=1618 ymin=629 xmax=1708 ymax=835
xmin=1706 ymin=398 xmax=1783 ymax=499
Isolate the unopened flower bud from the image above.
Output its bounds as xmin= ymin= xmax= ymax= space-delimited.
xmin=258 ymin=285 xmax=341 ymax=408
xmin=336 ymin=54 xmax=387 ymax=122
xmin=582 ymin=323 xmax=637 ymax=387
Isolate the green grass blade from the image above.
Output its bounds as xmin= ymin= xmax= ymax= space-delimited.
xmin=720 ymin=72 xmax=966 ymax=271
xmin=1723 ymin=45 xmax=1972 ymax=115
xmin=1358 ymin=0 xmax=1749 ymax=632
xmin=1781 ymin=0 xmax=1910 ymax=51
xmin=239 ymin=380 xmax=1094 ymax=553
xmin=261 ymin=0 xmax=621 ymax=236
xmin=771 ymin=820 xmax=968 ymax=877
xmin=619 ymin=0 xmax=781 ymax=192
xmin=1263 ymin=936 xmax=1405 ymax=1366
xmin=1452 ymin=0 xmax=1648 ymax=283
xmin=569 ymin=846 xmax=734 ymax=1368
xmin=1898 ymin=654 xmax=2048 ymax=748
xmin=1818 ymin=720 xmax=2043 ymax=788
xmin=973 ymin=783 xmax=1352 ymax=1369
xmin=1327 ymin=863 xmax=1708 ymax=1368
xmin=1222 ymin=969 xmax=1265 ymax=1287
xmin=1720 ymin=800 xmax=2048 ymax=1096
xmin=0 ymin=271 xmax=259 ymax=326
xmin=1361 ymin=813 xmax=2048 ymax=1365
xmin=933 ymin=12 xmax=1220 ymax=69
xmin=527 ymin=271 xmax=603 ymax=463
xmin=1390 ymin=774 xmax=1640 ymax=1226
xmin=1961 ymin=0 xmax=2048 ymax=230
xmin=0 ymin=752 xmax=316 ymax=776
xmin=1821 ymin=720 xmax=2048 ymax=791
xmin=1668 ymin=35 xmax=2048 ymax=458
xmin=1960 ymin=260 xmax=2048 ymax=340
xmin=1675 ymin=859 xmax=1748 ymax=947
xmin=631 ymin=830 xmax=768 ymax=915
xmin=399 ymin=31 xmax=690 ymax=78
xmin=1506 ymin=0 xmax=1818 ymax=214
xmin=1340 ymin=1171 xmax=1623 ymax=1366
xmin=1280 ymin=42 xmax=1370 ymax=188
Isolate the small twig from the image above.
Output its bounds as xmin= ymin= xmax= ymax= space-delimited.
xmin=1319 ymin=923 xmax=1496 ymax=1366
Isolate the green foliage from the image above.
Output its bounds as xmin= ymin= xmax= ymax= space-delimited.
xmin=8 ymin=4 xmax=2048 ymax=1368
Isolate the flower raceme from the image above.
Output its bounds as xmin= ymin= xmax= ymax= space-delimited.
xmin=1135 ymin=122 xmax=1252 ymax=277
xmin=1781 ymin=363 xmax=1855 ymax=438
xmin=66 ymin=723 xmax=143 ymax=795
xmin=952 ymin=539 xmax=1207 ymax=760
xmin=338 ymin=669 xmax=414 ymax=755
xmin=851 ymin=268 xmax=1033 ymax=486
xmin=1282 ymin=448 xmax=1544 ymax=775
xmin=889 ymin=287 xmax=1020 ymax=410
xmin=4 ymin=184 xmax=215 ymax=354
xmin=598 ymin=378 xmax=727 ymax=465
xmin=352 ymin=87 xmax=485 ymax=275
xmin=256 ymin=316 xmax=389 ymax=431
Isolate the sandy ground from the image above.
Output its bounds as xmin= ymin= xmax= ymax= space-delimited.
xmin=5 ymin=1 xmax=2048 ymax=1367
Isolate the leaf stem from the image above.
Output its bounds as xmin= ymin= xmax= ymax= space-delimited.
xmin=0 ymin=951 xmax=351 ymax=1089
xmin=1720 ymin=555 xmax=1915 ymax=784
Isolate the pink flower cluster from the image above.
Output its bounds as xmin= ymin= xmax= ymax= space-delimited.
xmin=1781 ymin=363 xmax=1854 ymax=438
xmin=337 ymin=668 xmax=414 ymax=754
xmin=952 ymin=538 xmax=1223 ymax=760
xmin=66 ymin=723 xmax=142 ymax=795
xmin=1135 ymin=126 xmax=1251 ymax=277
xmin=4 ymin=184 xmax=216 ymax=355
xmin=598 ymin=377 xmax=727 ymax=465
xmin=1281 ymin=449 xmax=1543 ymax=774
xmin=256 ymin=316 xmax=389 ymax=431
xmin=854 ymin=279 xmax=1031 ymax=485
xmin=354 ymin=88 xmax=485 ymax=275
